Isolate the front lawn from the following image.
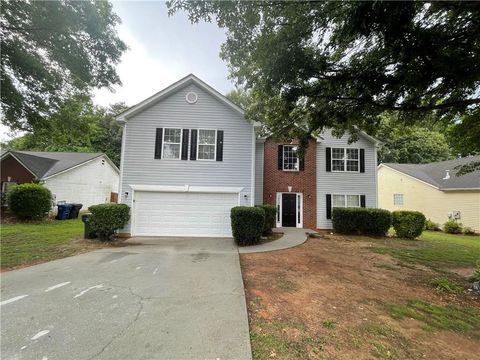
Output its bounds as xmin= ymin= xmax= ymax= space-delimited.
xmin=241 ymin=231 xmax=480 ymax=359
xmin=1 ymin=219 xmax=103 ymax=270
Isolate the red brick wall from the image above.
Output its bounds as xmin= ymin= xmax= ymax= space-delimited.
xmin=1 ymin=155 xmax=35 ymax=184
xmin=263 ymin=137 xmax=317 ymax=229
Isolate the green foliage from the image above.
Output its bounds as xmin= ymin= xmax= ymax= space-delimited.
xmin=443 ymin=220 xmax=463 ymax=234
xmin=425 ymin=219 xmax=441 ymax=231
xmin=169 ymin=1 xmax=480 ymax=145
xmin=332 ymin=208 xmax=391 ymax=236
xmin=376 ymin=114 xmax=452 ymax=164
xmin=231 ymin=206 xmax=265 ymax=246
xmin=469 ymin=262 xmax=480 ymax=282
xmin=385 ymin=300 xmax=480 ymax=334
xmin=1 ymin=1 xmax=126 ymax=131
xmin=88 ymin=203 xmax=130 ymax=241
xmin=7 ymin=183 xmax=52 ymax=220
xmin=322 ymin=320 xmax=336 ymax=329
xmin=447 ymin=110 xmax=480 ymax=157
xmin=429 ymin=277 xmax=463 ymax=294
xmin=462 ymin=226 xmax=476 ymax=235
xmin=392 ymin=211 xmax=426 ymax=239
xmin=5 ymin=96 xmax=126 ymax=166
xmin=255 ymin=204 xmax=277 ymax=235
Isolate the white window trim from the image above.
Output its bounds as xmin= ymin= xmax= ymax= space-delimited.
xmin=282 ymin=145 xmax=300 ymax=172
xmin=276 ymin=192 xmax=303 ymax=228
xmin=162 ymin=128 xmax=183 ymax=160
xmin=196 ymin=129 xmax=217 ymax=161
xmin=393 ymin=193 xmax=404 ymax=206
xmin=332 ymin=194 xmax=362 ymax=209
xmin=331 ymin=148 xmax=360 ymax=173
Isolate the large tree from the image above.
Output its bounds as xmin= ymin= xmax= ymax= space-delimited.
xmin=5 ymin=96 xmax=126 ymax=166
xmin=1 ymin=0 xmax=127 ymax=131
xmin=168 ymin=1 xmax=480 ymax=148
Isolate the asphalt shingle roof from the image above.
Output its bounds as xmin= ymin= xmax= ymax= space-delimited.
xmin=383 ymin=156 xmax=480 ymax=190
xmin=3 ymin=151 xmax=103 ymax=179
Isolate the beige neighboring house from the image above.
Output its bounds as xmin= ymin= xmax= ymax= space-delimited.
xmin=378 ymin=156 xmax=480 ymax=232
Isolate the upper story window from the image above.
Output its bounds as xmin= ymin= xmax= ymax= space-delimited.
xmin=332 ymin=194 xmax=361 ymax=208
xmin=394 ymin=193 xmax=404 ymax=206
xmin=163 ymin=128 xmax=182 ymax=159
xmin=197 ymin=129 xmax=216 ymax=160
xmin=332 ymin=148 xmax=359 ymax=172
xmin=283 ymin=145 xmax=299 ymax=171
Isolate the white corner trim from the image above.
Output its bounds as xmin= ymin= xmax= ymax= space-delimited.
xmin=378 ymin=164 xmax=439 ymax=190
xmin=250 ymin=127 xmax=256 ymax=206
xmin=129 ymin=184 xmax=244 ymax=194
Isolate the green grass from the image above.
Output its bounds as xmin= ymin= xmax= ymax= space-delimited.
xmin=1 ymin=219 xmax=83 ymax=268
xmin=429 ymin=277 xmax=463 ymax=294
xmin=358 ymin=231 xmax=480 ymax=270
xmin=385 ymin=299 xmax=480 ymax=336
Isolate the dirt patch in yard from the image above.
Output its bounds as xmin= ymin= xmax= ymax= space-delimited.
xmin=240 ymin=233 xmax=479 ymax=360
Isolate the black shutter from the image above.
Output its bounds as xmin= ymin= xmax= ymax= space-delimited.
xmin=360 ymin=149 xmax=365 ymax=173
xmin=154 ymin=128 xmax=163 ymax=159
xmin=181 ymin=129 xmax=189 ymax=160
xmin=278 ymin=145 xmax=283 ymax=170
xmin=190 ymin=129 xmax=197 ymax=160
xmin=216 ymin=130 xmax=224 ymax=161
xmin=360 ymin=195 xmax=366 ymax=208
xmin=326 ymin=147 xmax=331 ymax=172
xmin=299 ymin=155 xmax=305 ymax=171
xmin=326 ymin=194 xmax=332 ymax=219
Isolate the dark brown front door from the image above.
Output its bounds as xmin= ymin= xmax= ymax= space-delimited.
xmin=281 ymin=193 xmax=297 ymax=227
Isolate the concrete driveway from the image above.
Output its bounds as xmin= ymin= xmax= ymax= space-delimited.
xmin=1 ymin=237 xmax=252 ymax=360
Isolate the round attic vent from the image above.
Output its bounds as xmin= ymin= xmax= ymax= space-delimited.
xmin=185 ymin=91 xmax=198 ymax=104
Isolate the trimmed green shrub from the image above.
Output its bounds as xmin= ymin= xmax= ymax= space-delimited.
xmin=255 ymin=204 xmax=277 ymax=235
xmin=443 ymin=220 xmax=463 ymax=234
xmin=463 ymin=226 xmax=476 ymax=235
xmin=392 ymin=210 xmax=426 ymax=239
xmin=469 ymin=262 xmax=480 ymax=282
xmin=425 ymin=219 xmax=441 ymax=231
xmin=88 ymin=203 xmax=130 ymax=241
xmin=6 ymin=183 xmax=52 ymax=220
xmin=231 ymin=206 xmax=265 ymax=246
xmin=332 ymin=208 xmax=392 ymax=236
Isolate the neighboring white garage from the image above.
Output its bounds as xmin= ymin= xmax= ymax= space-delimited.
xmin=131 ymin=185 xmax=242 ymax=237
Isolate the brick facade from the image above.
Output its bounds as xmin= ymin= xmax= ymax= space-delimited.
xmin=263 ymin=137 xmax=317 ymax=229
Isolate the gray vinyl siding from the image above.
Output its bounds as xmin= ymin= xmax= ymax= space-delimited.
xmin=316 ymin=129 xmax=378 ymax=229
xmin=254 ymin=141 xmax=264 ymax=205
xmin=120 ymin=83 xmax=254 ymax=232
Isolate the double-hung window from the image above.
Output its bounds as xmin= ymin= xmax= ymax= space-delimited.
xmin=162 ymin=128 xmax=182 ymax=159
xmin=197 ymin=129 xmax=216 ymax=160
xmin=332 ymin=148 xmax=359 ymax=172
xmin=393 ymin=193 xmax=404 ymax=206
xmin=332 ymin=194 xmax=361 ymax=208
xmin=283 ymin=145 xmax=299 ymax=171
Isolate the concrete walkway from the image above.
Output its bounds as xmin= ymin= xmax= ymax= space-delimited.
xmin=238 ymin=227 xmax=315 ymax=254
xmin=1 ymin=237 xmax=251 ymax=360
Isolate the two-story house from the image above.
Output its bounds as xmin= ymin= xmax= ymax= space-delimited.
xmin=117 ymin=75 xmax=379 ymax=237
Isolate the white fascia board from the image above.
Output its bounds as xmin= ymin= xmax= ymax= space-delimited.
xmin=378 ymin=164 xmax=440 ymax=190
xmin=41 ymin=154 xmax=118 ymax=180
xmin=130 ymin=184 xmax=244 ymax=194
xmin=116 ymin=74 xmax=245 ymax=123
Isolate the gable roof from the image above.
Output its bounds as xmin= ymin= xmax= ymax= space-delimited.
xmin=117 ymin=74 xmax=248 ymax=122
xmin=1 ymin=151 xmax=118 ymax=179
xmin=380 ymin=156 xmax=480 ymax=191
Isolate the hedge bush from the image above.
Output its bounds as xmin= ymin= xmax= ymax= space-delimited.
xmin=463 ymin=226 xmax=476 ymax=235
xmin=231 ymin=206 xmax=265 ymax=246
xmin=7 ymin=183 xmax=52 ymax=220
xmin=332 ymin=208 xmax=391 ymax=236
xmin=255 ymin=204 xmax=277 ymax=235
xmin=88 ymin=203 xmax=130 ymax=241
xmin=392 ymin=210 xmax=426 ymax=239
xmin=425 ymin=219 xmax=441 ymax=231
xmin=443 ymin=220 xmax=463 ymax=234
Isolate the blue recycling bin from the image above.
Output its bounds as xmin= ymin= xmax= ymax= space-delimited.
xmin=57 ymin=204 xmax=74 ymax=220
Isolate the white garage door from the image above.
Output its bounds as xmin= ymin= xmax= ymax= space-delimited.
xmin=133 ymin=191 xmax=239 ymax=237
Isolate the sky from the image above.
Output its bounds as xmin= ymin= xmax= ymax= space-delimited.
xmin=93 ymin=1 xmax=233 ymax=107
xmin=1 ymin=1 xmax=233 ymax=141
